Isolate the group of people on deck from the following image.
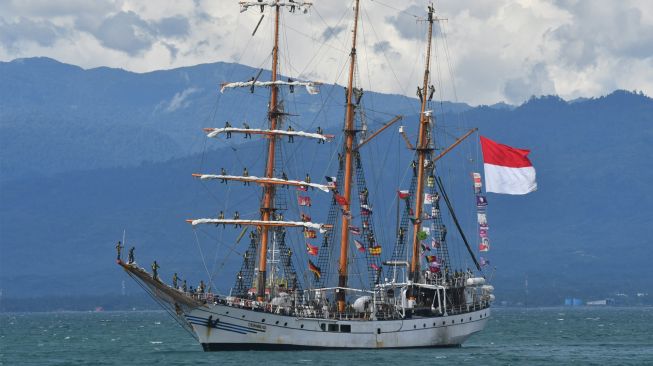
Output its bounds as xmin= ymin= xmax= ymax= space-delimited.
xmin=117 ymin=241 xmax=211 ymax=296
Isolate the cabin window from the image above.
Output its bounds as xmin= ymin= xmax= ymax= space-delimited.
xmin=276 ymin=321 xmax=279 ymax=325
xmin=340 ymin=324 xmax=351 ymax=333
xmin=328 ymin=324 xmax=338 ymax=332
xmin=320 ymin=324 xmax=326 ymax=331
xmin=284 ymin=323 xmax=288 ymax=327
xmin=377 ymin=328 xmax=381 ymax=335
xmin=300 ymin=324 xmax=304 ymax=329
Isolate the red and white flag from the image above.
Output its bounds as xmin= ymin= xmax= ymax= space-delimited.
xmin=480 ymin=136 xmax=537 ymax=195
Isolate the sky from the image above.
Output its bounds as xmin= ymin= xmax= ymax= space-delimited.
xmin=1 ymin=0 xmax=652 ymax=105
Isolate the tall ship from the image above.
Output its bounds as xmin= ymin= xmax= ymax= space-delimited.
xmin=118 ymin=0 xmax=494 ymax=350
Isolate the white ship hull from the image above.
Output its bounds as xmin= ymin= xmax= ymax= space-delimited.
xmin=185 ymin=304 xmax=490 ymax=350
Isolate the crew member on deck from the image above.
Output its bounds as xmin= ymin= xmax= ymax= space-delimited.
xmin=220 ymin=168 xmax=227 ymax=183
xmin=243 ymin=122 xmax=251 ymax=138
xmin=305 ymin=173 xmax=312 ymax=189
xmin=218 ymin=211 xmax=225 ymax=228
xmin=152 ymin=260 xmax=160 ymax=281
xmin=116 ymin=241 xmax=123 ymax=261
xmin=287 ymin=125 xmax=294 ymax=143
xmin=225 ymin=121 xmax=232 ymax=138
xmin=182 ymin=279 xmax=187 ymax=292
xmin=172 ymin=273 xmax=178 ymax=289
xmin=128 ymin=247 xmax=135 ymax=264
xmin=316 ymin=126 xmax=324 ymax=143
xmin=234 ymin=211 xmax=241 ymax=227
xmin=243 ymin=168 xmax=250 ymax=185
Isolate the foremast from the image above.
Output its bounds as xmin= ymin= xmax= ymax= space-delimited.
xmin=409 ymin=5 xmax=436 ymax=287
xmin=336 ymin=0 xmax=362 ymax=313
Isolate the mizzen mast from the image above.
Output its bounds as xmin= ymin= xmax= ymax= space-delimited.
xmin=337 ymin=0 xmax=362 ymax=313
xmin=409 ymin=5 xmax=436 ymax=284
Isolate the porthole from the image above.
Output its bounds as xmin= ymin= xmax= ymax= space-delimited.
xmin=460 ymin=319 xmax=463 ymax=323
xmin=226 ymin=311 xmax=229 ymax=314
xmin=275 ymin=321 xmax=279 ymax=325
xmin=469 ymin=317 xmax=472 ymax=321
xmin=301 ymin=324 xmax=304 ymax=329
xmin=442 ymin=321 xmax=445 ymax=325
xmin=242 ymin=315 xmax=246 ymax=318
xmin=451 ymin=320 xmax=454 ymax=324
xmin=433 ymin=322 xmax=436 ymax=326
xmin=262 ymin=319 xmax=265 ymax=323
xmin=414 ymin=325 xmax=417 ymax=329
xmin=284 ymin=322 xmax=288 ymax=327
xmin=423 ymin=324 xmax=426 ymax=328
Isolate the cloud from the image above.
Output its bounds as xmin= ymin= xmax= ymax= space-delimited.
xmin=385 ymin=5 xmax=424 ymax=40
xmin=504 ymin=63 xmax=556 ymax=104
xmin=165 ymin=87 xmax=200 ymax=112
xmin=0 ymin=17 xmax=67 ymax=50
xmin=321 ymin=25 xmax=346 ymax=42
xmin=154 ymin=15 xmax=190 ymax=39
xmin=0 ymin=0 xmax=651 ymax=105
xmin=91 ymin=11 xmax=155 ymax=55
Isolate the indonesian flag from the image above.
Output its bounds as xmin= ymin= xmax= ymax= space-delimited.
xmin=298 ymin=196 xmax=312 ymax=206
xmin=397 ymin=190 xmax=410 ymax=200
xmin=480 ymin=136 xmax=537 ymax=195
xmin=371 ymin=263 xmax=381 ymax=271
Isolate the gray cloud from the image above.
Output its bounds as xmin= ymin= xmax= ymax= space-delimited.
xmin=550 ymin=1 xmax=653 ymax=70
xmin=154 ymin=16 xmax=190 ymax=39
xmin=0 ymin=17 xmax=67 ymax=50
xmin=93 ymin=11 xmax=155 ymax=55
xmin=385 ymin=5 xmax=424 ymax=40
xmin=504 ymin=63 xmax=556 ymax=103
xmin=321 ymin=25 xmax=345 ymax=42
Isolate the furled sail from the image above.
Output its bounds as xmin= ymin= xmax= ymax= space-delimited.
xmin=187 ymin=219 xmax=329 ymax=233
xmin=192 ymin=174 xmax=333 ymax=192
xmin=239 ymin=1 xmax=313 ymax=13
xmin=203 ymin=127 xmax=333 ymax=141
xmin=220 ymin=80 xmax=321 ymax=94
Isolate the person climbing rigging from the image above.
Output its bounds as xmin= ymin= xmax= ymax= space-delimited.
xmin=243 ymin=167 xmax=250 ymax=185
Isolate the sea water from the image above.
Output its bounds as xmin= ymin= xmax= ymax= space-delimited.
xmin=1 ymin=307 xmax=652 ymax=365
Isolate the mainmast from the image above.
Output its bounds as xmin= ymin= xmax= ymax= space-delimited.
xmin=409 ymin=5 xmax=436 ymax=284
xmin=337 ymin=0 xmax=361 ymax=313
xmin=256 ymin=0 xmax=282 ymax=302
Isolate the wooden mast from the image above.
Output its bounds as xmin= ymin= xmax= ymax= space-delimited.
xmin=409 ymin=5 xmax=435 ymax=286
xmin=337 ymin=0 xmax=361 ymax=313
xmin=256 ymin=1 xmax=281 ymax=302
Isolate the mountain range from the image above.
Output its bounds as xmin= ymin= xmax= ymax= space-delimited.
xmin=1 ymin=57 xmax=652 ymax=308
